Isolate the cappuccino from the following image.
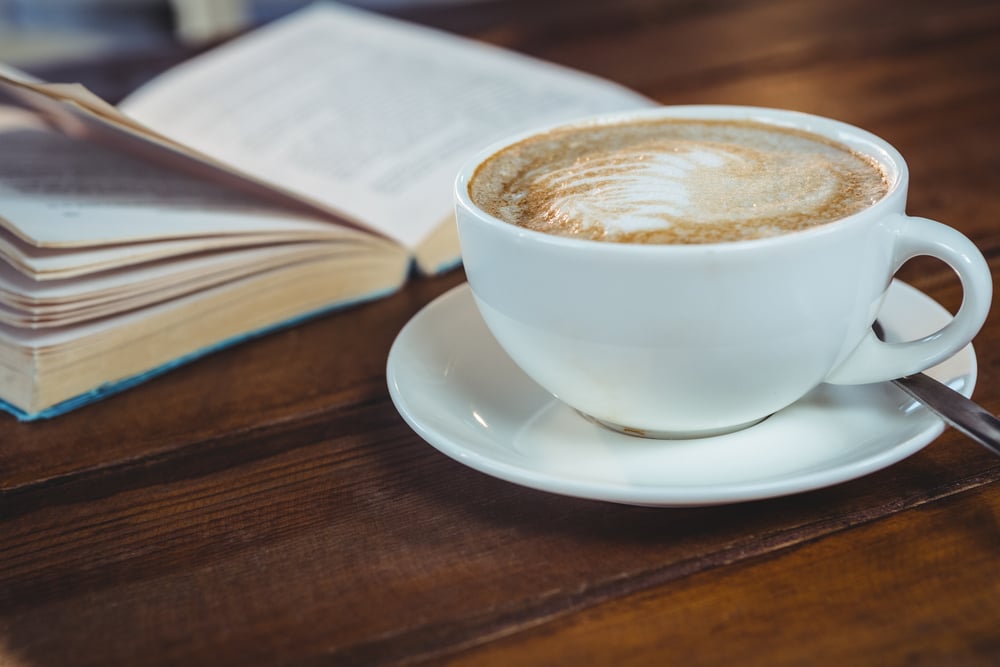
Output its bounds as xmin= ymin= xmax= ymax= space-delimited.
xmin=468 ymin=118 xmax=890 ymax=243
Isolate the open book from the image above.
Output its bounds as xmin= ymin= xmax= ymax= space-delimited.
xmin=0 ymin=2 xmax=651 ymax=420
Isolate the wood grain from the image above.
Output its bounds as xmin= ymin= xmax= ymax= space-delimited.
xmin=440 ymin=482 xmax=1000 ymax=667
xmin=2 ymin=1 xmax=999 ymax=665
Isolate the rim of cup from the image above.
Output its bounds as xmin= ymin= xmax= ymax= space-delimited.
xmin=454 ymin=104 xmax=909 ymax=252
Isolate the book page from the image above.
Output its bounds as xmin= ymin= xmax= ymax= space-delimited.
xmin=119 ymin=2 xmax=653 ymax=250
xmin=0 ymin=106 xmax=348 ymax=247
xmin=0 ymin=67 xmax=376 ymax=236
xmin=0 ymin=243 xmax=337 ymax=304
xmin=0 ymin=243 xmax=342 ymax=327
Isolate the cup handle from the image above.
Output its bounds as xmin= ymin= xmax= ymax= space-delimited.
xmin=826 ymin=215 xmax=992 ymax=385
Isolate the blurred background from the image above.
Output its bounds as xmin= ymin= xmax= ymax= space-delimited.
xmin=0 ymin=0 xmax=474 ymax=67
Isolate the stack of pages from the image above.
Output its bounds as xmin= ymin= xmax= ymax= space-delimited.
xmin=0 ymin=2 xmax=650 ymax=419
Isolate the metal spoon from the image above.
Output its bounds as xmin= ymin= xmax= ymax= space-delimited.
xmin=873 ymin=321 xmax=1000 ymax=456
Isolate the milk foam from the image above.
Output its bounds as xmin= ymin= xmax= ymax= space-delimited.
xmin=470 ymin=119 xmax=890 ymax=244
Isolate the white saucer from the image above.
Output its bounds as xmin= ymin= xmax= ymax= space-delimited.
xmin=387 ymin=281 xmax=977 ymax=506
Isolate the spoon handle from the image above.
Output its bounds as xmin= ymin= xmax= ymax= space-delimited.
xmin=892 ymin=374 xmax=1000 ymax=457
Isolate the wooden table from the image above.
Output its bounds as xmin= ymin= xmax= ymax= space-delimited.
xmin=3 ymin=1 xmax=1000 ymax=664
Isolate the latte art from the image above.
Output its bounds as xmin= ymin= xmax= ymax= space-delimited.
xmin=469 ymin=119 xmax=890 ymax=243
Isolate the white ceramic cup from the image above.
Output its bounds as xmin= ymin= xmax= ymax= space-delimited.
xmin=454 ymin=106 xmax=992 ymax=438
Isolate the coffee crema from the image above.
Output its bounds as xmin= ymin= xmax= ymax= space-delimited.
xmin=468 ymin=118 xmax=891 ymax=244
